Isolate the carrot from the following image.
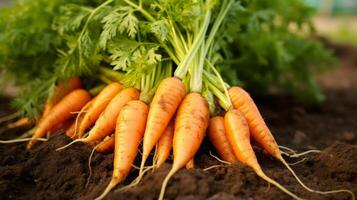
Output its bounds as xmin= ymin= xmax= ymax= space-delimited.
xmin=41 ymin=77 xmax=82 ymax=119
xmin=153 ymin=120 xmax=174 ymax=168
xmin=77 ymin=82 xmax=122 ymax=138
xmin=229 ymin=87 xmax=355 ymax=199
xmin=96 ymin=100 xmax=148 ymax=200
xmin=139 ymin=77 xmax=185 ymax=177
xmin=207 ymin=116 xmax=237 ymax=163
xmin=159 ymin=93 xmax=209 ymax=200
xmin=81 ymin=88 xmax=139 ymax=144
xmin=224 ymin=109 xmax=301 ymax=199
xmin=95 ymin=135 xmax=115 ymax=154
xmin=186 ymin=159 xmax=194 ymax=169
xmin=7 ymin=117 xmax=32 ymax=129
xmin=27 ymin=89 xmax=91 ymax=149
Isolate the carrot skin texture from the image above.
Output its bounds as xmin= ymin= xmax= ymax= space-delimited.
xmin=159 ymin=93 xmax=209 ymax=200
xmin=27 ymin=89 xmax=91 ymax=149
xmin=95 ymin=135 xmax=115 ymax=154
xmin=208 ymin=116 xmax=237 ymax=163
xmin=83 ymin=88 xmax=139 ymax=144
xmin=77 ymin=82 xmax=122 ymax=137
xmin=142 ymin=77 xmax=185 ymax=159
xmin=155 ymin=120 xmax=174 ymax=167
xmin=173 ymin=93 xmax=209 ymax=169
xmin=229 ymin=87 xmax=280 ymax=158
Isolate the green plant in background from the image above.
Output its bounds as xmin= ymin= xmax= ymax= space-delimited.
xmin=0 ymin=0 xmax=336 ymax=118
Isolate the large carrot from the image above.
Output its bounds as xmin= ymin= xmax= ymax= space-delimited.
xmin=153 ymin=120 xmax=174 ymax=168
xmin=96 ymin=100 xmax=148 ymax=200
xmin=77 ymin=82 xmax=122 ymax=137
xmin=41 ymin=77 xmax=82 ymax=119
xmin=224 ymin=109 xmax=301 ymax=199
xmin=139 ymin=77 xmax=185 ymax=176
xmin=159 ymin=93 xmax=209 ymax=200
xmin=27 ymin=89 xmax=91 ymax=149
xmin=207 ymin=116 xmax=237 ymax=163
xmin=81 ymin=88 xmax=139 ymax=144
xmin=229 ymin=87 xmax=355 ymax=199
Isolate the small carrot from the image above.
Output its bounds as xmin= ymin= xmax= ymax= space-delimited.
xmin=229 ymin=87 xmax=355 ymax=199
xmin=77 ymin=82 xmax=122 ymax=138
xmin=81 ymin=88 xmax=139 ymax=144
xmin=139 ymin=77 xmax=185 ymax=177
xmin=27 ymin=89 xmax=91 ymax=149
xmin=186 ymin=159 xmax=194 ymax=169
xmin=153 ymin=120 xmax=174 ymax=168
xmin=159 ymin=93 xmax=209 ymax=200
xmin=41 ymin=77 xmax=82 ymax=119
xmin=95 ymin=135 xmax=115 ymax=154
xmin=7 ymin=117 xmax=32 ymax=129
xmin=207 ymin=116 xmax=237 ymax=163
xmin=96 ymin=100 xmax=148 ymax=200
xmin=224 ymin=109 xmax=301 ymax=199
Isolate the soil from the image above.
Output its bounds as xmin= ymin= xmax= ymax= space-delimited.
xmin=0 ymin=43 xmax=356 ymax=200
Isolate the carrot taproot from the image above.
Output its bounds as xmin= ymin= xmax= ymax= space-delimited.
xmin=81 ymin=88 xmax=139 ymax=144
xmin=207 ymin=116 xmax=237 ymax=163
xmin=77 ymin=82 xmax=122 ymax=138
xmin=153 ymin=119 xmax=174 ymax=168
xmin=95 ymin=135 xmax=115 ymax=154
xmin=229 ymin=87 xmax=355 ymax=199
xmin=139 ymin=77 xmax=185 ymax=176
xmin=41 ymin=77 xmax=82 ymax=119
xmin=7 ymin=117 xmax=32 ymax=129
xmin=224 ymin=109 xmax=301 ymax=199
xmin=27 ymin=89 xmax=91 ymax=149
xmin=159 ymin=93 xmax=209 ymax=200
xmin=95 ymin=100 xmax=148 ymax=200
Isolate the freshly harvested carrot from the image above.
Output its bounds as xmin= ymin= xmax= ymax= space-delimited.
xmin=159 ymin=93 xmax=209 ymax=200
xmin=77 ymin=82 xmax=122 ymax=138
xmin=7 ymin=117 xmax=32 ymax=129
xmin=27 ymin=89 xmax=91 ymax=149
xmin=41 ymin=77 xmax=82 ymax=119
xmin=153 ymin=120 xmax=174 ymax=168
xmin=224 ymin=109 xmax=301 ymax=199
xmin=139 ymin=77 xmax=185 ymax=176
xmin=229 ymin=87 xmax=355 ymax=199
xmin=96 ymin=100 xmax=148 ymax=200
xmin=81 ymin=88 xmax=139 ymax=144
xmin=95 ymin=135 xmax=115 ymax=154
xmin=207 ymin=116 xmax=237 ymax=163
xmin=186 ymin=159 xmax=194 ymax=169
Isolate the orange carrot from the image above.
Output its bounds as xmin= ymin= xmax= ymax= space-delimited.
xmin=77 ymin=82 xmax=122 ymax=138
xmin=139 ymin=77 xmax=185 ymax=176
xmin=186 ymin=159 xmax=194 ymax=169
xmin=81 ymin=88 xmax=139 ymax=144
xmin=7 ymin=117 xmax=32 ymax=129
xmin=224 ymin=109 xmax=301 ymax=199
xmin=65 ymin=99 xmax=94 ymax=139
xmin=41 ymin=77 xmax=82 ymax=119
xmin=229 ymin=87 xmax=355 ymax=199
xmin=96 ymin=100 xmax=148 ymax=200
xmin=207 ymin=116 xmax=237 ymax=163
xmin=27 ymin=89 xmax=91 ymax=149
xmin=159 ymin=93 xmax=209 ymax=200
xmin=154 ymin=120 xmax=174 ymax=168
xmin=95 ymin=135 xmax=115 ymax=154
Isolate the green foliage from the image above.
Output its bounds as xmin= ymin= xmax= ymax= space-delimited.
xmin=0 ymin=0 xmax=337 ymax=117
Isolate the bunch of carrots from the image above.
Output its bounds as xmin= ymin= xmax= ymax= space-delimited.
xmin=0 ymin=0 xmax=355 ymax=200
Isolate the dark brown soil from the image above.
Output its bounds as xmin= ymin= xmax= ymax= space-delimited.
xmin=1 ymin=44 xmax=356 ymax=200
